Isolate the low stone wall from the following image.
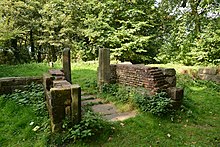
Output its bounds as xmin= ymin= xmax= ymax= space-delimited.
xmin=108 ymin=64 xmax=183 ymax=107
xmin=110 ymin=64 xmax=176 ymax=94
xmin=0 ymin=77 xmax=42 ymax=95
xmin=198 ymin=68 xmax=220 ymax=83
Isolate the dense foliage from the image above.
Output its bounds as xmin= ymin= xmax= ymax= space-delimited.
xmin=0 ymin=0 xmax=219 ymax=65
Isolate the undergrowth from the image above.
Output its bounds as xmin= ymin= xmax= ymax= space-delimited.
xmin=51 ymin=111 xmax=113 ymax=146
xmin=100 ymin=84 xmax=174 ymax=116
xmin=0 ymin=83 xmax=50 ymax=146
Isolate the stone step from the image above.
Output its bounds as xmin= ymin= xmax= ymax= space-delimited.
xmin=81 ymin=95 xmax=96 ymax=101
xmin=82 ymin=98 xmax=103 ymax=106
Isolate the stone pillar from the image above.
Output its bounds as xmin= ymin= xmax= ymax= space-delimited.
xmin=63 ymin=48 xmax=71 ymax=83
xmin=50 ymin=87 xmax=70 ymax=132
xmin=98 ymin=48 xmax=110 ymax=92
xmin=167 ymin=87 xmax=184 ymax=109
xmin=71 ymin=84 xmax=81 ymax=124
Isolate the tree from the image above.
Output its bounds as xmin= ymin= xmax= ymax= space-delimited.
xmin=157 ymin=0 xmax=220 ymax=65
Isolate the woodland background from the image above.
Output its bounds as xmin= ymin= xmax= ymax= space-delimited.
xmin=0 ymin=0 xmax=219 ymax=65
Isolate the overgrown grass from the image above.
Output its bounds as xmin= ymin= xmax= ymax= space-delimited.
xmin=0 ymin=62 xmax=220 ymax=146
xmin=0 ymin=84 xmax=50 ymax=146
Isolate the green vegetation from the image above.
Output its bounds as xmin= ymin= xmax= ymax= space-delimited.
xmin=0 ymin=63 xmax=220 ymax=146
xmin=0 ymin=83 xmax=49 ymax=146
xmin=0 ymin=0 xmax=219 ymax=145
xmin=0 ymin=63 xmax=51 ymax=78
xmin=0 ymin=0 xmax=219 ymax=65
xmin=100 ymin=84 xmax=174 ymax=115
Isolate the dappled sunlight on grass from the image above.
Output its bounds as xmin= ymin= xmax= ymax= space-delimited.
xmin=188 ymin=86 xmax=207 ymax=91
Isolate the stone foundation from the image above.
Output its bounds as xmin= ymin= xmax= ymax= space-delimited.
xmin=0 ymin=77 xmax=42 ymax=95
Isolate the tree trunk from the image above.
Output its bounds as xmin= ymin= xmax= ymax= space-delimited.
xmin=11 ymin=38 xmax=20 ymax=63
xmin=30 ymin=29 xmax=35 ymax=60
xmin=190 ymin=0 xmax=201 ymax=36
xmin=37 ymin=45 xmax=42 ymax=63
xmin=51 ymin=46 xmax=57 ymax=62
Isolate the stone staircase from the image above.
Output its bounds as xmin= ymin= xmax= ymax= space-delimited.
xmin=81 ymin=93 xmax=136 ymax=121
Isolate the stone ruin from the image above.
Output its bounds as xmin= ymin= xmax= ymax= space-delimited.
xmin=98 ymin=48 xmax=184 ymax=108
xmin=198 ymin=68 xmax=220 ymax=83
xmin=0 ymin=77 xmax=42 ymax=95
xmin=43 ymin=49 xmax=81 ymax=132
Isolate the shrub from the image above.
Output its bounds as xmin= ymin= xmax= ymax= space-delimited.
xmin=58 ymin=111 xmax=112 ymax=144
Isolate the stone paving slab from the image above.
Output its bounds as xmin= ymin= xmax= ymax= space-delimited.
xmin=92 ymin=104 xmax=117 ymax=115
xmin=103 ymin=111 xmax=136 ymax=121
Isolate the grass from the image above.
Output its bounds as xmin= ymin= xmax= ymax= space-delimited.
xmin=0 ymin=84 xmax=50 ymax=147
xmin=0 ymin=63 xmax=53 ymax=78
xmin=0 ymin=62 xmax=220 ymax=146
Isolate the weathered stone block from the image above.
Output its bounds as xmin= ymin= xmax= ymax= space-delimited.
xmin=51 ymin=123 xmax=62 ymax=133
xmin=50 ymin=87 xmax=71 ymax=107
xmin=167 ymin=87 xmax=184 ymax=101
xmin=71 ymin=84 xmax=81 ymax=124
xmin=198 ymin=68 xmax=217 ymax=75
xmin=1 ymin=78 xmax=14 ymax=86
xmin=43 ymin=73 xmax=54 ymax=91
xmin=161 ymin=68 xmax=176 ymax=76
xmin=165 ymin=76 xmax=176 ymax=87
xmin=63 ymin=48 xmax=71 ymax=83
xmin=217 ymin=68 xmax=220 ymax=74
xmin=53 ymin=80 xmax=71 ymax=88
xmin=26 ymin=77 xmax=42 ymax=84
xmin=198 ymin=74 xmax=214 ymax=81
xmin=12 ymin=77 xmax=26 ymax=85
xmin=98 ymin=48 xmax=110 ymax=91
xmin=213 ymin=75 xmax=220 ymax=83
xmin=65 ymin=106 xmax=71 ymax=117
xmin=50 ymin=106 xmax=66 ymax=123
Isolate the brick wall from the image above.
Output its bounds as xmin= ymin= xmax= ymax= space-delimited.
xmin=110 ymin=64 xmax=176 ymax=94
xmin=0 ymin=77 xmax=42 ymax=95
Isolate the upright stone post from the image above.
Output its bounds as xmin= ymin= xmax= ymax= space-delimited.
xmin=50 ymin=87 xmax=70 ymax=132
xmin=71 ymin=84 xmax=81 ymax=124
xmin=63 ymin=48 xmax=71 ymax=83
xmin=98 ymin=48 xmax=110 ymax=92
